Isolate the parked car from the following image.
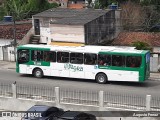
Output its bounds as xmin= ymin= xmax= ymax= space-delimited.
xmin=55 ymin=111 xmax=96 ymax=120
xmin=21 ymin=105 xmax=64 ymax=120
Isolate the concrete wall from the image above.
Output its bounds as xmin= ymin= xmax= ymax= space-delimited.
xmin=0 ymin=97 xmax=119 ymax=120
xmin=7 ymin=47 xmax=15 ymax=61
xmin=85 ymin=10 xmax=116 ymax=45
xmin=18 ymin=27 xmax=34 ymax=45
xmin=0 ymin=46 xmax=3 ymax=60
xmin=50 ymin=24 xmax=84 ymax=43
xmin=115 ymin=9 xmax=121 ymax=38
xmin=0 ymin=97 xmax=102 ymax=111
xmin=0 ymin=46 xmax=15 ymax=61
xmin=40 ymin=27 xmax=51 ymax=44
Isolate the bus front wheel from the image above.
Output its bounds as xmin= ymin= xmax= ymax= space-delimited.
xmin=33 ymin=68 xmax=43 ymax=78
xmin=96 ymin=73 xmax=107 ymax=84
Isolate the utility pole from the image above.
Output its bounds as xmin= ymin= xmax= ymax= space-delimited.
xmin=12 ymin=13 xmax=17 ymax=62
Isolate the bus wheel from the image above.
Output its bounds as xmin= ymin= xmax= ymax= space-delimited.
xmin=96 ymin=73 xmax=107 ymax=84
xmin=33 ymin=68 xmax=43 ymax=78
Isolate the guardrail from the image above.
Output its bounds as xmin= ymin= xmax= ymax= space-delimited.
xmin=0 ymin=82 xmax=160 ymax=111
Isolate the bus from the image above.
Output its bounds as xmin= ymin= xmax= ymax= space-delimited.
xmin=16 ymin=44 xmax=150 ymax=84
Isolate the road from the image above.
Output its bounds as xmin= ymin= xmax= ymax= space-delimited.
xmin=0 ymin=69 xmax=160 ymax=97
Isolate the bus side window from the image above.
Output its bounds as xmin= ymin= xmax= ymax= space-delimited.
xmin=84 ymin=53 xmax=97 ymax=65
xmin=112 ymin=55 xmax=125 ymax=67
xmin=31 ymin=50 xmax=43 ymax=61
xmin=98 ymin=54 xmax=111 ymax=66
xmin=136 ymin=57 xmax=142 ymax=67
xmin=126 ymin=56 xmax=141 ymax=68
xmin=44 ymin=51 xmax=50 ymax=62
xmin=43 ymin=51 xmax=56 ymax=62
xmin=57 ymin=52 xmax=69 ymax=63
xmin=70 ymin=53 xmax=83 ymax=64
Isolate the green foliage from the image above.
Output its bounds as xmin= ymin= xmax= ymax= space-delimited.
xmin=41 ymin=2 xmax=59 ymax=11
xmin=131 ymin=41 xmax=152 ymax=50
xmin=108 ymin=0 xmax=117 ymax=5
xmin=94 ymin=0 xmax=109 ymax=9
xmin=1 ymin=0 xmax=58 ymax=21
xmin=94 ymin=0 xmax=101 ymax=9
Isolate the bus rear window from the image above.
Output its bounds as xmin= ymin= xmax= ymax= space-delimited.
xmin=146 ymin=53 xmax=150 ymax=63
xmin=126 ymin=56 xmax=142 ymax=68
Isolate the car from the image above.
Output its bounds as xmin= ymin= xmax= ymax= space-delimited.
xmin=22 ymin=105 xmax=64 ymax=120
xmin=56 ymin=111 xmax=96 ymax=120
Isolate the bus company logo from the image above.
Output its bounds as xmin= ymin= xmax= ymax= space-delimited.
xmin=64 ymin=64 xmax=83 ymax=72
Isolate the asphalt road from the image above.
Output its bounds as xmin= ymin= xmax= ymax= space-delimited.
xmin=0 ymin=69 xmax=160 ymax=97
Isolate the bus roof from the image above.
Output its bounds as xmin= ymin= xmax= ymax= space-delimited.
xmin=17 ymin=44 xmax=149 ymax=55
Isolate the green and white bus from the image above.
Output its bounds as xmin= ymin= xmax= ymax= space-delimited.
xmin=16 ymin=44 xmax=150 ymax=84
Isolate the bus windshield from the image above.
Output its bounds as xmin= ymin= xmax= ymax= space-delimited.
xmin=17 ymin=49 xmax=29 ymax=64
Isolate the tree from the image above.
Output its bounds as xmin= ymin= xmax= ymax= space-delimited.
xmin=1 ymin=0 xmax=58 ymax=20
xmin=131 ymin=41 xmax=152 ymax=50
xmin=140 ymin=0 xmax=160 ymax=31
xmin=120 ymin=1 xmax=146 ymax=31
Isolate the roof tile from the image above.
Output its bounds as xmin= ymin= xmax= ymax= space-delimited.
xmin=112 ymin=32 xmax=160 ymax=47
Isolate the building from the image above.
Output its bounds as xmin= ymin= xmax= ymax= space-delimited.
xmin=32 ymin=8 xmax=120 ymax=45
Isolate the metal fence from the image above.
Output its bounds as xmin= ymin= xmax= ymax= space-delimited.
xmin=104 ymin=92 xmax=146 ymax=110
xmin=151 ymin=96 xmax=160 ymax=111
xmin=16 ymin=84 xmax=56 ymax=101
xmin=60 ymin=88 xmax=99 ymax=106
xmin=0 ymin=82 xmax=12 ymax=97
xmin=0 ymin=82 xmax=160 ymax=111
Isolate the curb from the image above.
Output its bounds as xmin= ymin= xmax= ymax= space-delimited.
xmin=7 ymin=67 xmax=16 ymax=69
xmin=149 ymin=78 xmax=160 ymax=81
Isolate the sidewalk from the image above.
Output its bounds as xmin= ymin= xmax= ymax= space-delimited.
xmin=149 ymin=72 xmax=160 ymax=81
xmin=0 ymin=61 xmax=160 ymax=81
xmin=0 ymin=61 xmax=16 ymax=70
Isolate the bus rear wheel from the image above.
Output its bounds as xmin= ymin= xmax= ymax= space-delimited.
xmin=96 ymin=73 xmax=107 ymax=84
xmin=33 ymin=68 xmax=43 ymax=78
